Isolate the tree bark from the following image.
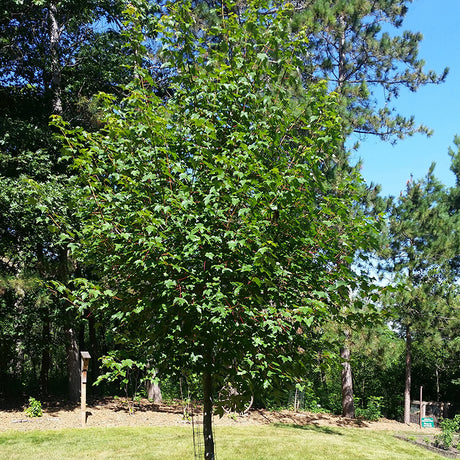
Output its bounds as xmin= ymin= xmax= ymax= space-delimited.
xmin=145 ymin=363 xmax=162 ymax=403
xmin=37 ymin=244 xmax=50 ymax=396
xmin=66 ymin=326 xmax=80 ymax=402
xmin=337 ymin=14 xmax=346 ymax=92
xmin=435 ymin=365 xmax=440 ymax=402
xmin=404 ymin=324 xmax=412 ymax=425
xmin=56 ymin=246 xmax=80 ymax=401
xmin=341 ymin=341 xmax=355 ymax=418
xmin=146 ymin=380 xmax=162 ymax=403
xmin=39 ymin=315 xmax=51 ymax=396
xmin=203 ymin=371 xmax=215 ymax=459
xmin=48 ymin=2 xmax=62 ymax=115
xmin=143 ymin=360 xmax=162 ymax=403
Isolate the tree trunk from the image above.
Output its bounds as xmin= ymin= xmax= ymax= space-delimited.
xmin=39 ymin=315 xmax=51 ymax=396
xmin=48 ymin=2 xmax=62 ymax=115
xmin=146 ymin=378 xmax=162 ymax=403
xmin=13 ymin=288 xmax=26 ymax=383
xmin=66 ymin=326 xmax=80 ymax=402
xmin=146 ymin=380 xmax=162 ymax=403
xmin=203 ymin=371 xmax=215 ymax=459
xmin=404 ymin=324 xmax=412 ymax=425
xmin=144 ymin=361 xmax=162 ymax=403
xmin=37 ymin=244 xmax=50 ymax=396
xmin=341 ymin=341 xmax=355 ymax=418
xmin=435 ymin=365 xmax=440 ymax=402
xmin=337 ymin=14 xmax=346 ymax=91
xmin=56 ymin=247 xmax=80 ymax=401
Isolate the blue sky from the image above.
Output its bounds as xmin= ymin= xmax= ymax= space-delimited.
xmin=349 ymin=0 xmax=460 ymax=197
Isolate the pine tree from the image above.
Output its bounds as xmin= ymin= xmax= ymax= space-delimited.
xmin=294 ymin=0 xmax=448 ymax=141
xmin=383 ymin=166 xmax=456 ymax=424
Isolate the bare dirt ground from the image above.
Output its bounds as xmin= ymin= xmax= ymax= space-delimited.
xmin=0 ymin=396 xmax=440 ymax=434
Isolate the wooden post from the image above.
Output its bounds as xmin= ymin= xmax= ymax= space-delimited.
xmin=419 ymin=386 xmax=423 ymax=429
xmin=81 ymin=351 xmax=91 ymax=427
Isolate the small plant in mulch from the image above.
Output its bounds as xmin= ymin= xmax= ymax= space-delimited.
xmin=24 ymin=397 xmax=43 ymax=418
xmin=181 ymin=397 xmax=192 ymax=422
xmin=398 ymin=415 xmax=460 ymax=459
xmin=435 ymin=415 xmax=460 ymax=450
xmin=397 ymin=434 xmax=460 ymax=459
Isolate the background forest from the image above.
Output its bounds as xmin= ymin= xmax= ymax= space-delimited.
xmin=1 ymin=0 xmax=459 ymax=432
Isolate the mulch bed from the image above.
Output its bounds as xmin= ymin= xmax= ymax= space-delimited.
xmin=395 ymin=435 xmax=460 ymax=459
xmin=0 ymin=395 xmax=441 ymax=434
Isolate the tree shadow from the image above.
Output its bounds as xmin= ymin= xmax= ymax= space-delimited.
xmin=0 ymin=396 xmax=80 ymax=413
xmin=248 ymin=408 xmax=370 ymax=430
xmin=273 ymin=423 xmax=343 ymax=435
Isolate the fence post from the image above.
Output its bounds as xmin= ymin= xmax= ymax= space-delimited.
xmin=419 ymin=386 xmax=423 ymax=429
xmin=81 ymin=351 xmax=91 ymax=427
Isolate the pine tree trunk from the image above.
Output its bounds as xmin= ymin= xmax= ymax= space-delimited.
xmin=435 ymin=366 xmax=440 ymax=402
xmin=39 ymin=315 xmax=51 ymax=396
xmin=341 ymin=342 xmax=355 ymax=418
xmin=66 ymin=326 xmax=80 ymax=402
xmin=203 ymin=371 xmax=215 ymax=459
xmin=337 ymin=14 xmax=346 ymax=91
xmin=56 ymin=247 xmax=80 ymax=401
xmin=13 ymin=289 xmax=26 ymax=383
xmin=48 ymin=2 xmax=62 ymax=115
xmin=404 ymin=324 xmax=412 ymax=425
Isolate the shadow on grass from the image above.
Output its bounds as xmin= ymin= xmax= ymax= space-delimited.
xmin=273 ymin=423 xmax=343 ymax=435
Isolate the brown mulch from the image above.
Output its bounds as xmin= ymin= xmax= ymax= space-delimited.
xmin=0 ymin=397 xmax=439 ymax=433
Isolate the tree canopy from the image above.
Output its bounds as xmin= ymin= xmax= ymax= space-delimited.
xmin=295 ymin=0 xmax=448 ymax=141
xmin=1 ymin=0 xmax=459 ymax=450
xmin=52 ymin=2 xmax=380 ymax=456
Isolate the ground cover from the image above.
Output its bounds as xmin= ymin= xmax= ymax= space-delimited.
xmin=0 ymin=425 xmax=448 ymax=460
xmin=396 ymin=435 xmax=460 ymax=459
xmin=0 ymin=397 xmax=446 ymax=459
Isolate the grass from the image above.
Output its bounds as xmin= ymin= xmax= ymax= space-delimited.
xmin=0 ymin=425 xmax=446 ymax=459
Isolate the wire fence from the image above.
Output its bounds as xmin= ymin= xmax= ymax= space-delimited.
xmin=188 ymin=398 xmax=217 ymax=460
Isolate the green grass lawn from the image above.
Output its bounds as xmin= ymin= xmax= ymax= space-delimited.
xmin=0 ymin=424 xmax=445 ymax=459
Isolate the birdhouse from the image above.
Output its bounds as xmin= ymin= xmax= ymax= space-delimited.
xmin=81 ymin=351 xmax=91 ymax=383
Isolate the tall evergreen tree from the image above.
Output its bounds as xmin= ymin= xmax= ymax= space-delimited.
xmin=293 ymin=0 xmax=448 ymax=418
xmin=294 ymin=0 xmax=448 ymax=141
xmin=447 ymin=136 xmax=460 ymax=271
xmin=382 ymin=166 xmax=456 ymax=424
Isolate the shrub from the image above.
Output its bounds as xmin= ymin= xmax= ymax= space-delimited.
xmin=435 ymin=415 xmax=460 ymax=449
xmin=355 ymin=396 xmax=383 ymax=421
xmin=24 ymin=397 xmax=43 ymax=417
